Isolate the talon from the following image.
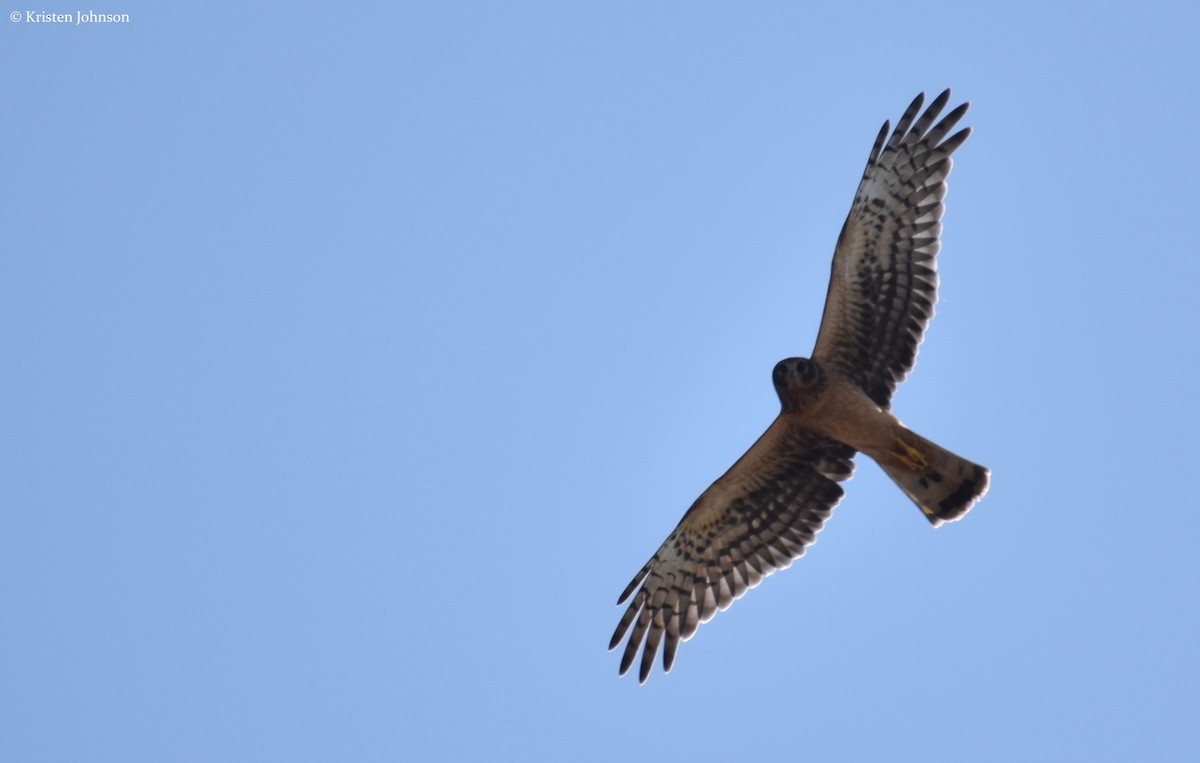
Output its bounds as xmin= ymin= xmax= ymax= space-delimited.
xmin=892 ymin=438 xmax=929 ymax=471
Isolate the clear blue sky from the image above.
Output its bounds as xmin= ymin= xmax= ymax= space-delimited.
xmin=4 ymin=2 xmax=1198 ymax=760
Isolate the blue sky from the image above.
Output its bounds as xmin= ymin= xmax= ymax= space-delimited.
xmin=4 ymin=1 xmax=1198 ymax=760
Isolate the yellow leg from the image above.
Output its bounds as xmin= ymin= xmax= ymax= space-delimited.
xmin=891 ymin=438 xmax=929 ymax=471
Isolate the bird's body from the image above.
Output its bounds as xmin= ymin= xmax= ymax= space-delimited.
xmin=610 ymin=90 xmax=990 ymax=682
xmin=774 ymin=357 xmax=987 ymax=525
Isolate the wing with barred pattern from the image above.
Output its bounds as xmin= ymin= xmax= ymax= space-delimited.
xmin=609 ymin=418 xmax=855 ymax=683
xmin=812 ymin=90 xmax=971 ymax=408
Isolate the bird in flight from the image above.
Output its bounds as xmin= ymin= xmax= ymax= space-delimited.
xmin=610 ymin=90 xmax=989 ymax=683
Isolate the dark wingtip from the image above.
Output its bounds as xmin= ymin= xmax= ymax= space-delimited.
xmin=618 ymin=646 xmax=636 ymax=676
xmin=934 ymin=88 xmax=969 ymax=117
xmin=663 ymin=636 xmax=679 ymax=674
xmin=942 ymin=101 xmax=971 ymax=130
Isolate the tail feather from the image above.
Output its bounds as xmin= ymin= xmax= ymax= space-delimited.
xmin=878 ymin=428 xmax=989 ymax=526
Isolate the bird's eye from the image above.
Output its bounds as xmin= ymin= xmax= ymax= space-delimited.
xmin=796 ymin=359 xmax=820 ymax=384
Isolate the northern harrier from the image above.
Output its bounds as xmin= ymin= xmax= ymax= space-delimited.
xmin=610 ymin=90 xmax=989 ymax=683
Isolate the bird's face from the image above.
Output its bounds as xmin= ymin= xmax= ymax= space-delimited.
xmin=772 ymin=357 xmax=824 ymax=411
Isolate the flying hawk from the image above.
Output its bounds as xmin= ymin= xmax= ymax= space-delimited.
xmin=610 ymin=90 xmax=989 ymax=683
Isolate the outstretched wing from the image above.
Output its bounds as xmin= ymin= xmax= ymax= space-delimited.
xmin=609 ymin=418 xmax=855 ymax=683
xmin=812 ymin=90 xmax=971 ymax=408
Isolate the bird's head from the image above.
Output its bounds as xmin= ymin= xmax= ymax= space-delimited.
xmin=772 ymin=357 xmax=824 ymax=411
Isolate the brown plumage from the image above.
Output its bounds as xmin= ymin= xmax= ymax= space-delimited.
xmin=610 ymin=90 xmax=989 ymax=683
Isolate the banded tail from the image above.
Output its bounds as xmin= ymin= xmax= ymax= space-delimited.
xmin=877 ymin=427 xmax=989 ymax=526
